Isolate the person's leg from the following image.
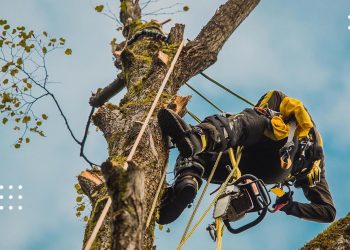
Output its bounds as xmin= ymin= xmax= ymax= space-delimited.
xmin=157 ymin=155 xmax=205 ymax=225
xmin=157 ymin=108 xmax=269 ymax=224
xmin=158 ymin=108 xmax=269 ymax=157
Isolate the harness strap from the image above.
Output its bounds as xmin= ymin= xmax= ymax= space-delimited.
xmin=203 ymin=115 xmax=233 ymax=151
xmin=279 ymin=120 xmax=297 ymax=169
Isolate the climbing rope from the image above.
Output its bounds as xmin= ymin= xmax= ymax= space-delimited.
xmin=185 ymin=82 xmax=224 ymax=113
xmin=180 ymin=152 xmax=224 ymax=244
xmin=200 ymin=72 xmax=255 ymax=107
xmin=83 ymin=40 xmax=185 ymax=250
xmin=146 ymin=163 xmax=168 ymax=229
xmin=186 ymin=110 xmax=202 ymax=123
xmin=177 ymin=147 xmax=242 ymax=250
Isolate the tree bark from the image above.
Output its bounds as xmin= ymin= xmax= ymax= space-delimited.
xmin=302 ymin=213 xmax=350 ymax=250
xmin=81 ymin=0 xmax=260 ymax=249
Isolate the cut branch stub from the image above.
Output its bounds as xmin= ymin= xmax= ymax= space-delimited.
xmin=166 ymin=95 xmax=192 ymax=117
xmin=101 ymin=160 xmax=144 ymax=250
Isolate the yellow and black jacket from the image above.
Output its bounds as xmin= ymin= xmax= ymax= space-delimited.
xmin=197 ymin=90 xmax=336 ymax=223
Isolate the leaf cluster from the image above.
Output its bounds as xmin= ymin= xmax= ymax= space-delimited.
xmin=0 ymin=19 xmax=72 ymax=148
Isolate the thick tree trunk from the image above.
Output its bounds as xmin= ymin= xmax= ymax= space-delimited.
xmin=302 ymin=213 xmax=350 ymax=250
xmin=80 ymin=0 xmax=260 ymax=249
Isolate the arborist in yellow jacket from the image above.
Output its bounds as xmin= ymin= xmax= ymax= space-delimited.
xmin=157 ymin=90 xmax=336 ymax=225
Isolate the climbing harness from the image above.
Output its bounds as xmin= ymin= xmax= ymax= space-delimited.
xmin=279 ymin=120 xmax=297 ymax=169
xmin=83 ymin=40 xmax=185 ymax=250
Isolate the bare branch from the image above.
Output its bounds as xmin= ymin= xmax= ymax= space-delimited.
xmin=89 ymin=74 xmax=125 ymax=107
xmin=119 ymin=0 xmax=141 ymax=25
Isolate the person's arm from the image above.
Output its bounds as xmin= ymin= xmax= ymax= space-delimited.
xmin=282 ymin=160 xmax=336 ymax=223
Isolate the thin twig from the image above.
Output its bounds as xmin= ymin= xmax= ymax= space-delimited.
xmin=80 ymin=107 xmax=99 ymax=167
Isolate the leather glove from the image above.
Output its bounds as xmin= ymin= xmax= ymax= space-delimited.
xmin=273 ymin=191 xmax=294 ymax=212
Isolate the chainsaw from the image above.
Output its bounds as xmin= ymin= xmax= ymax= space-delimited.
xmin=207 ymin=174 xmax=271 ymax=238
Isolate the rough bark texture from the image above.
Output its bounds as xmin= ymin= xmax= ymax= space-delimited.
xmin=302 ymin=213 xmax=350 ymax=250
xmin=81 ymin=0 xmax=261 ymax=249
xmin=79 ymin=170 xmax=112 ymax=250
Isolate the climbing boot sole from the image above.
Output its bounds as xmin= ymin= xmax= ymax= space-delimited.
xmin=158 ymin=108 xmax=198 ymax=158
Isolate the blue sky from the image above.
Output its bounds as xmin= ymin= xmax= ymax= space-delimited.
xmin=0 ymin=1 xmax=349 ymax=249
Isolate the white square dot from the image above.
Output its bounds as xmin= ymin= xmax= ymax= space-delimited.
xmin=0 ymin=206 xmax=3 ymax=210
xmin=9 ymin=185 xmax=13 ymax=190
xmin=18 ymin=206 xmax=23 ymax=210
xmin=9 ymin=206 xmax=13 ymax=210
xmin=0 ymin=195 xmax=3 ymax=199
xmin=0 ymin=185 xmax=3 ymax=190
xmin=18 ymin=185 xmax=23 ymax=190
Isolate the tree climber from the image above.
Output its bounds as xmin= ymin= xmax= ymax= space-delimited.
xmin=157 ymin=90 xmax=336 ymax=225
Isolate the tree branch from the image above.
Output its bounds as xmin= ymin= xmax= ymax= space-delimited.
xmin=120 ymin=0 xmax=141 ymax=25
xmin=89 ymin=74 xmax=125 ymax=108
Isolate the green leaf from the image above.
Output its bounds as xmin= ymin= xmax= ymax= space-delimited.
xmin=4 ymin=24 xmax=10 ymax=30
xmin=3 ymin=79 xmax=8 ymax=84
xmin=64 ymin=48 xmax=72 ymax=55
xmin=42 ymin=114 xmax=48 ymax=120
xmin=25 ymin=138 xmax=30 ymax=143
xmin=42 ymin=47 xmax=47 ymax=54
xmin=36 ymin=121 xmax=42 ymax=126
xmin=16 ymin=58 xmax=23 ymax=65
xmin=2 ymin=92 xmax=11 ymax=103
xmin=59 ymin=37 xmax=66 ymax=45
xmin=10 ymin=69 xmax=18 ymax=76
xmin=77 ymin=204 xmax=85 ymax=212
xmin=76 ymin=196 xmax=83 ymax=202
xmin=76 ymin=212 xmax=81 ymax=217
xmin=183 ymin=5 xmax=190 ymax=11
xmin=95 ymin=5 xmax=104 ymax=12
xmin=14 ymin=143 xmax=20 ymax=149
xmin=43 ymin=31 xmax=48 ymax=37
xmin=84 ymin=216 xmax=89 ymax=222
xmin=22 ymin=116 xmax=31 ymax=123
xmin=26 ymin=82 xmax=32 ymax=89
xmin=0 ymin=19 xmax=7 ymax=25
xmin=1 ymin=65 xmax=8 ymax=72
xmin=2 ymin=117 xmax=8 ymax=124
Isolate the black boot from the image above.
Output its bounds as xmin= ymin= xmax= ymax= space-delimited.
xmin=158 ymin=108 xmax=203 ymax=158
xmin=157 ymin=157 xmax=204 ymax=225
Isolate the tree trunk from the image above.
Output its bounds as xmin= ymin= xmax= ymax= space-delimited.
xmin=80 ymin=0 xmax=260 ymax=249
xmin=302 ymin=213 xmax=350 ymax=250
